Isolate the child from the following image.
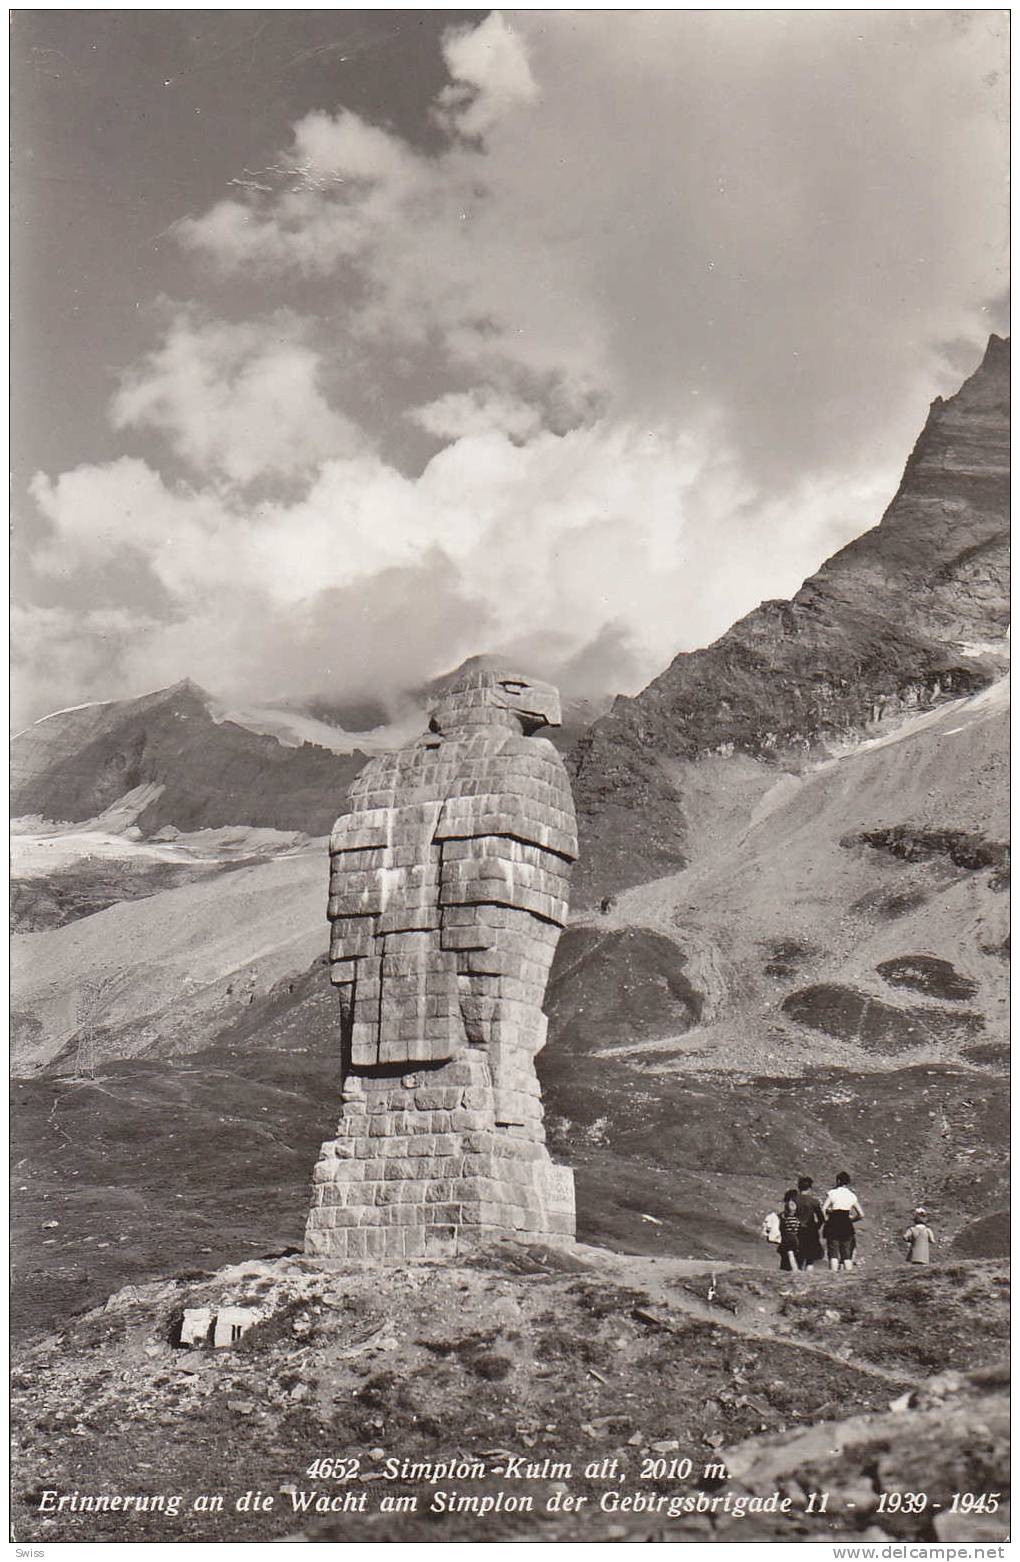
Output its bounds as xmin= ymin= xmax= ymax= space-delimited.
xmin=903 ymin=1208 xmax=935 ymax=1264
xmin=778 ymin=1189 xmax=802 ymax=1272
xmin=761 ymin=1209 xmax=781 ymax=1247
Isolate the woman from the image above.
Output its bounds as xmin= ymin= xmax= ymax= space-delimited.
xmin=795 ymin=1175 xmax=825 ymax=1272
xmin=822 ymin=1171 xmax=863 ymax=1272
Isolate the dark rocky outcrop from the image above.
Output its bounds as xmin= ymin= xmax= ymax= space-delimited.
xmin=843 ymin=826 xmax=1009 ymax=886
xmin=10 ymin=858 xmax=233 ymax=931
xmin=569 ymin=337 xmax=1009 ymax=903
xmin=782 ymin=983 xmax=984 ymax=1052
xmin=544 ymin=926 xmax=703 ymax=1053
xmin=876 ymin=956 xmax=979 ymax=1003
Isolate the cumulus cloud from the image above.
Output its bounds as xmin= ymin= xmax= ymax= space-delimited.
xmin=20 ymin=11 xmax=1008 ymax=722
xmin=176 ymin=12 xmax=1007 ymax=470
xmin=30 ymin=457 xmax=231 ymax=586
xmin=11 ymin=603 xmax=163 ymax=731
xmin=174 ymin=107 xmax=431 ymax=280
xmin=408 ymin=387 xmax=545 ymax=442
xmin=434 ymin=12 xmax=538 ymax=139
xmin=112 ymin=309 xmax=365 ymax=486
xmin=21 ymin=411 xmax=894 ymax=724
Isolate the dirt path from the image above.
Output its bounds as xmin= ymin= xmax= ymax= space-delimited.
xmin=581 ymin=1248 xmax=911 ymax=1386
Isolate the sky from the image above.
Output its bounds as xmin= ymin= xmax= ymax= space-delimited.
xmin=12 ymin=9 xmax=1008 ymax=728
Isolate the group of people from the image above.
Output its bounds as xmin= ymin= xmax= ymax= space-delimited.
xmin=762 ymin=1174 xmax=936 ymax=1272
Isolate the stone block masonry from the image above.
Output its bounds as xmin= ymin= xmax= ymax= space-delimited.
xmin=307 ymin=1054 xmax=576 ymax=1260
xmin=305 ymin=670 xmax=578 ymax=1259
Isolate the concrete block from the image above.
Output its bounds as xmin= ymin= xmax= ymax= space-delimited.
xmin=404 ymin=1227 xmax=427 ymax=1258
xmin=180 ymin=1308 xmax=213 ymax=1346
xmin=424 ymin=1227 xmax=459 ymax=1258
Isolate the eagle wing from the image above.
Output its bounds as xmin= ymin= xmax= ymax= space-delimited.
xmin=435 ymin=736 xmax=578 ymax=936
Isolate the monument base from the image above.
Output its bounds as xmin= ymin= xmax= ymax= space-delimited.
xmin=304 ymin=1051 xmax=575 ymax=1260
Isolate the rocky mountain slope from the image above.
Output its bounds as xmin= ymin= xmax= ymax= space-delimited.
xmin=11 ymin=847 xmax=326 ymax=1072
xmin=12 ymin=674 xmax=1007 ymax=1079
xmin=11 ymin=680 xmax=366 ymax=838
xmin=11 ymin=1244 xmax=1009 ymax=1544
xmin=597 ymin=676 xmax=1009 ymax=1076
xmin=11 ymin=663 xmax=608 ymax=850
xmin=569 ymin=335 xmax=1009 ymax=904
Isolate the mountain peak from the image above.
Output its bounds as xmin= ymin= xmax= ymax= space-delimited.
xmin=159 ymin=677 xmax=212 ymax=702
xmin=568 ymin=339 xmax=1010 ymax=903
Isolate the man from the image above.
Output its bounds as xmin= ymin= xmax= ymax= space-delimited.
xmin=794 ymin=1175 xmax=825 ymax=1272
xmin=822 ymin=1172 xmax=864 ymax=1272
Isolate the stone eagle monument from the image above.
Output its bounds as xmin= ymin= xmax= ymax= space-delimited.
xmin=305 ymin=668 xmax=578 ymax=1260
